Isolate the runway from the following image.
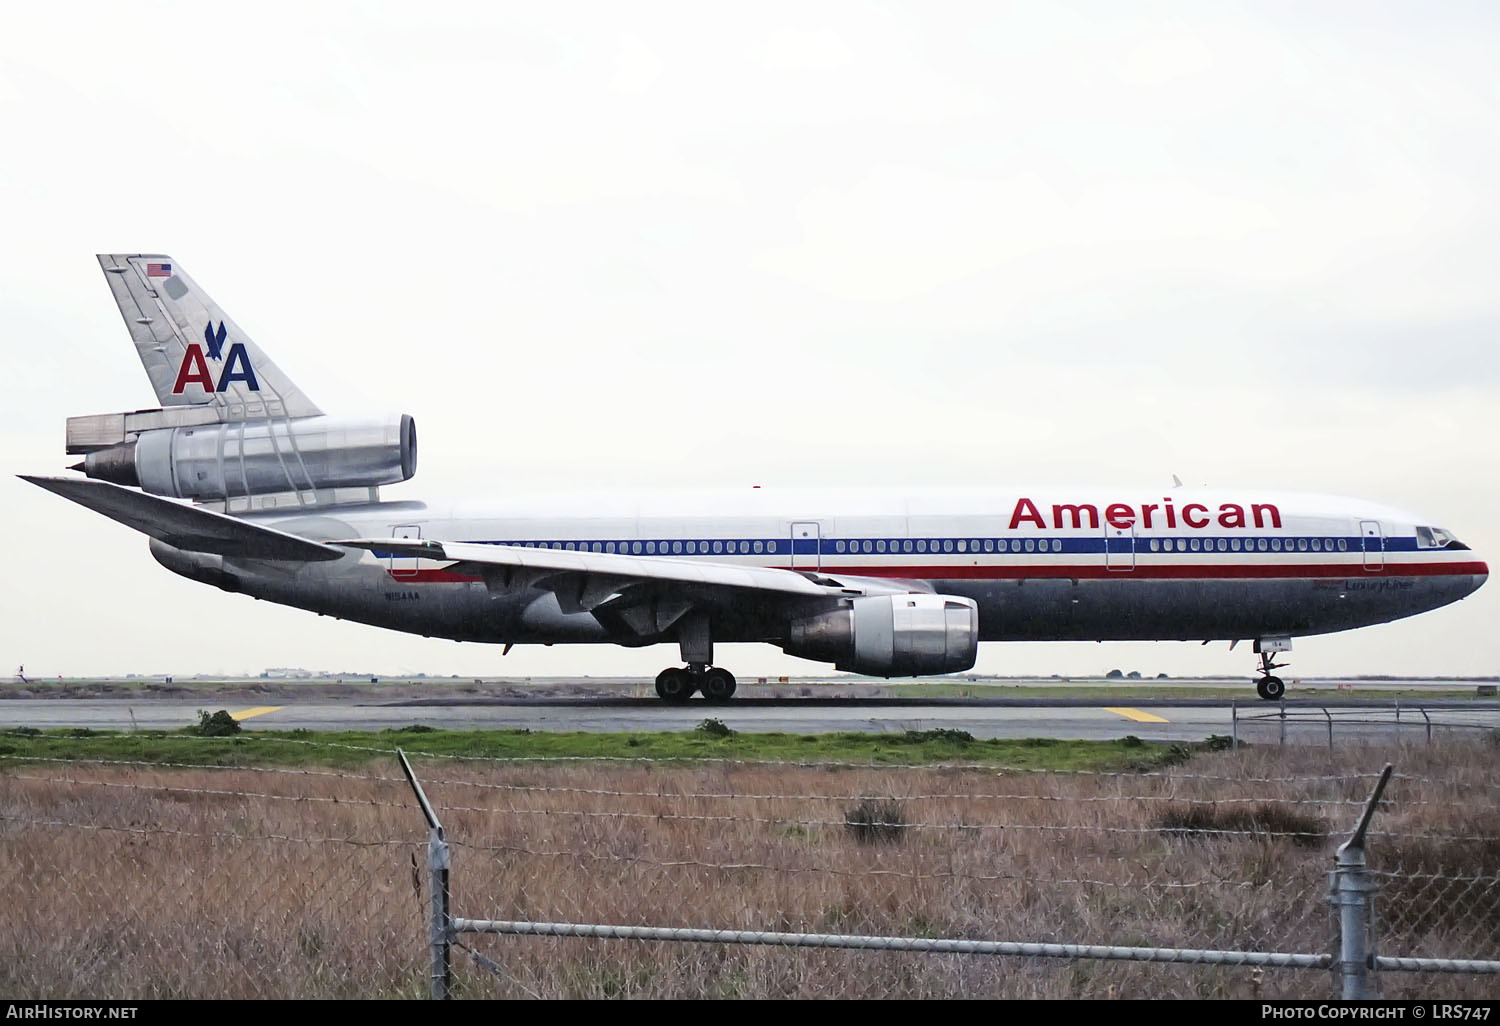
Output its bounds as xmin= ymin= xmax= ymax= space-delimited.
xmin=4 ymin=693 xmax=1498 ymax=744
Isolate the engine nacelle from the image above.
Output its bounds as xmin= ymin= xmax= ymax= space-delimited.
xmin=79 ymin=414 xmax=417 ymax=501
xmin=782 ymin=594 xmax=979 ymax=677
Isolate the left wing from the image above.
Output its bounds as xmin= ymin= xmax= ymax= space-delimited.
xmin=336 ymin=537 xmax=916 ymax=635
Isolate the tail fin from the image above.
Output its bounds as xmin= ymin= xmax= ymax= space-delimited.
xmin=97 ymin=254 xmax=321 ymax=420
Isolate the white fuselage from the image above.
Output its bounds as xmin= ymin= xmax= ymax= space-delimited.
xmin=151 ymin=486 xmax=1485 ymax=655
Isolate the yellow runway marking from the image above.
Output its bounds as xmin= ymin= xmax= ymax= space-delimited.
xmin=1103 ymin=707 xmax=1169 ymax=723
xmin=229 ymin=706 xmax=282 ymax=722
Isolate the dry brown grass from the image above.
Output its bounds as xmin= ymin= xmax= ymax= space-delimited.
xmin=1 ymin=739 xmax=1497 ymax=999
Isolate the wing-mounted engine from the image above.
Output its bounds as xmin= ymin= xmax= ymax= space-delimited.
xmin=72 ymin=413 xmax=417 ymax=504
xmin=781 ymin=594 xmax=979 ymax=676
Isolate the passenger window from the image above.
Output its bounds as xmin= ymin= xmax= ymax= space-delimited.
xmin=713 ymin=541 xmax=723 ymax=553
xmin=904 ymin=540 xmax=914 ymax=553
xmin=1297 ymin=539 xmax=1308 ymax=552
xmin=1024 ymin=539 xmax=1035 ymax=553
xmin=1231 ymin=538 xmax=1241 ymax=552
xmin=646 ymin=542 xmax=656 ymax=554
xmin=1311 ymin=539 xmax=1322 ymax=552
xmin=1271 ymin=539 xmax=1282 ymax=551
xmin=943 ymin=540 xmax=954 ymax=553
xmin=956 ymin=540 xmax=966 ymax=553
xmin=876 ymin=540 xmax=887 ymax=553
xmin=766 ymin=540 xmax=777 ymax=553
xmin=1149 ymin=539 xmax=1160 ymax=552
xmin=916 ymin=540 xmax=927 ymax=553
xmin=1324 ymin=539 xmax=1334 ymax=551
xmin=1257 ymin=539 xmax=1268 ymax=552
xmin=835 ymin=540 xmax=845 ymax=553
xmin=753 ymin=541 xmax=763 ymax=554
xmin=984 ymin=539 xmax=994 ymax=553
xmin=1337 ymin=539 xmax=1348 ymax=551
xmin=864 ymin=540 xmax=873 ymax=553
xmin=670 ymin=541 xmax=680 ymax=554
xmin=632 ymin=542 xmax=642 ymax=554
xmin=1216 ymin=539 xmax=1226 ymax=552
xmin=1190 ymin=538 xmax=1200 ymax=552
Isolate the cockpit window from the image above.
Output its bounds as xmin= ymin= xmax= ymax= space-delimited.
xmin=1416 ymin=526 xmax=1468 ymax=550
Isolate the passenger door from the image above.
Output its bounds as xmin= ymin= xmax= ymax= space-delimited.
xmin=1105 ymin=524 xmax=1135 ymax=572
xmin=1361 ymin=520 xmax=1384 ymax=571
xmin=391 ymin=525 xmax=421 ymax=578
xmin=791 ymin=522 xmax=821 ymax=571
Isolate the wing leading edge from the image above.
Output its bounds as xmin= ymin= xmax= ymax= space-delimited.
xmin=334 ymin=538 xmax=915 ymax=636
xmin=20 ymin=475 xmax=344 ymax=562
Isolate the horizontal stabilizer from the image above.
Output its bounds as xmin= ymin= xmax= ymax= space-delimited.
xmin=20 ymin=475 xmax=343 ymax=562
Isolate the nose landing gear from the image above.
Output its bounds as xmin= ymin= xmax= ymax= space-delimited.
xmin=1253 ymin=640 xmax=1289 ymax=701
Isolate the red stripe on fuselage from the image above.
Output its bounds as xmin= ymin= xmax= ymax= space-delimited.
xmin=388 ymin=569 xmax=484 ymax=583
xmin=385 ymin=560 xmax=1488 ymax=583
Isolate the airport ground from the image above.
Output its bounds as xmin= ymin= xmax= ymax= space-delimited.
xmin=3 ymin=674 xmax=1498 ymax=744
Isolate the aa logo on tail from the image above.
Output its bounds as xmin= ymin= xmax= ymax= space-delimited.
xmin=171 ymin=322 xmax=260 ymax=394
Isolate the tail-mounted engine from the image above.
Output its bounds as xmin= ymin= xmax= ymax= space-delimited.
xmin=74 ymin=413 xmax=417 ymax=502
xmin=782 ymin=593 xmax=979 ymax=677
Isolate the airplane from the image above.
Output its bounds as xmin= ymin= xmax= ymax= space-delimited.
xmin=20 ymin=254 xmax=1489 ymax=703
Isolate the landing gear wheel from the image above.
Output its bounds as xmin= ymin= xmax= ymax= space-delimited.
xmin=655 ymin=668 xmax=695 ymax=703
xmin=700 ymin=668 xmax=737 ymax=703
xmin=1256 ymin=675 xmax=1285 ymax=701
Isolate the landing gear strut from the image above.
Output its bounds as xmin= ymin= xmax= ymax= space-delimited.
xmin=1255 ymin=649 xmax=1287 ymax=701
xmin=654 ymin=665 xmax=737 ymax=703
xmin=655 ymin=616 xmax=737 ymax=702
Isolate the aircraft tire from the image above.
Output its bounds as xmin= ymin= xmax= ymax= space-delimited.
xmin=655 ymin=668 xmax=696 ymax=703
xmin=1257 ymin=675 xmax=1285 ymax=701
xmin=700 ymin=668 xmax=737 ymax=703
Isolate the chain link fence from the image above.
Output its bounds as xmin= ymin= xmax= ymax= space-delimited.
xmin=2 ymin=736 xmax=1497 ymax=998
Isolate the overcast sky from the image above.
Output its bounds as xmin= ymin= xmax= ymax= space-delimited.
xmin=3 ymin=2 xmax=1497 ymax=680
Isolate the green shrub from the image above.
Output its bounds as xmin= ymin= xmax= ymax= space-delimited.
xmin=192 ymin=710 xmax=241 ymax=737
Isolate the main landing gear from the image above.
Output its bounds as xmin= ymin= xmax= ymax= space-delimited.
xmin=656 ymin=613 xmax=737 ymax=703
xmin=655 ymin=665 xmax=737 ymax=703
xmin=1254 ymin=645 xmax=1288 ymax=702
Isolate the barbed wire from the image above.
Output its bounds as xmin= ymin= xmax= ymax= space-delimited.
xmin=16 ymin=773 xmax=1494 ymax=841
xmin=9 ymin=763 xmax=1498 ymax=842
xmin=0 ymin=758 xmax=1428 ymax=807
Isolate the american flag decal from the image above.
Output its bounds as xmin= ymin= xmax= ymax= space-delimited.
xmin=146 ymin=262 xmax=172 ymax=277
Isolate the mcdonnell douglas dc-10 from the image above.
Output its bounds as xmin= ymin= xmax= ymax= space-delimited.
xmin=22 ymin=255 xmax=1488 ymax=702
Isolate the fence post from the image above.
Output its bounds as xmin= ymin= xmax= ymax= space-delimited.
xmin=428 ymin=827 xmax=452 ymax=1000
xmin=1279 ymin=698 xmax=1286 ymax=746
xmin=398 ymin=748 xmax=453 ymax=1000
xmin=1324 ymin=707 xmax=1333 ymax=752
xmin=1231 ymin=700 xmax=1238 ymax=752
xmin=1419 ymin=707 xmax=1431 ymax=744
xmin=1329 ymin=763 xmax=1392 ymax=1000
